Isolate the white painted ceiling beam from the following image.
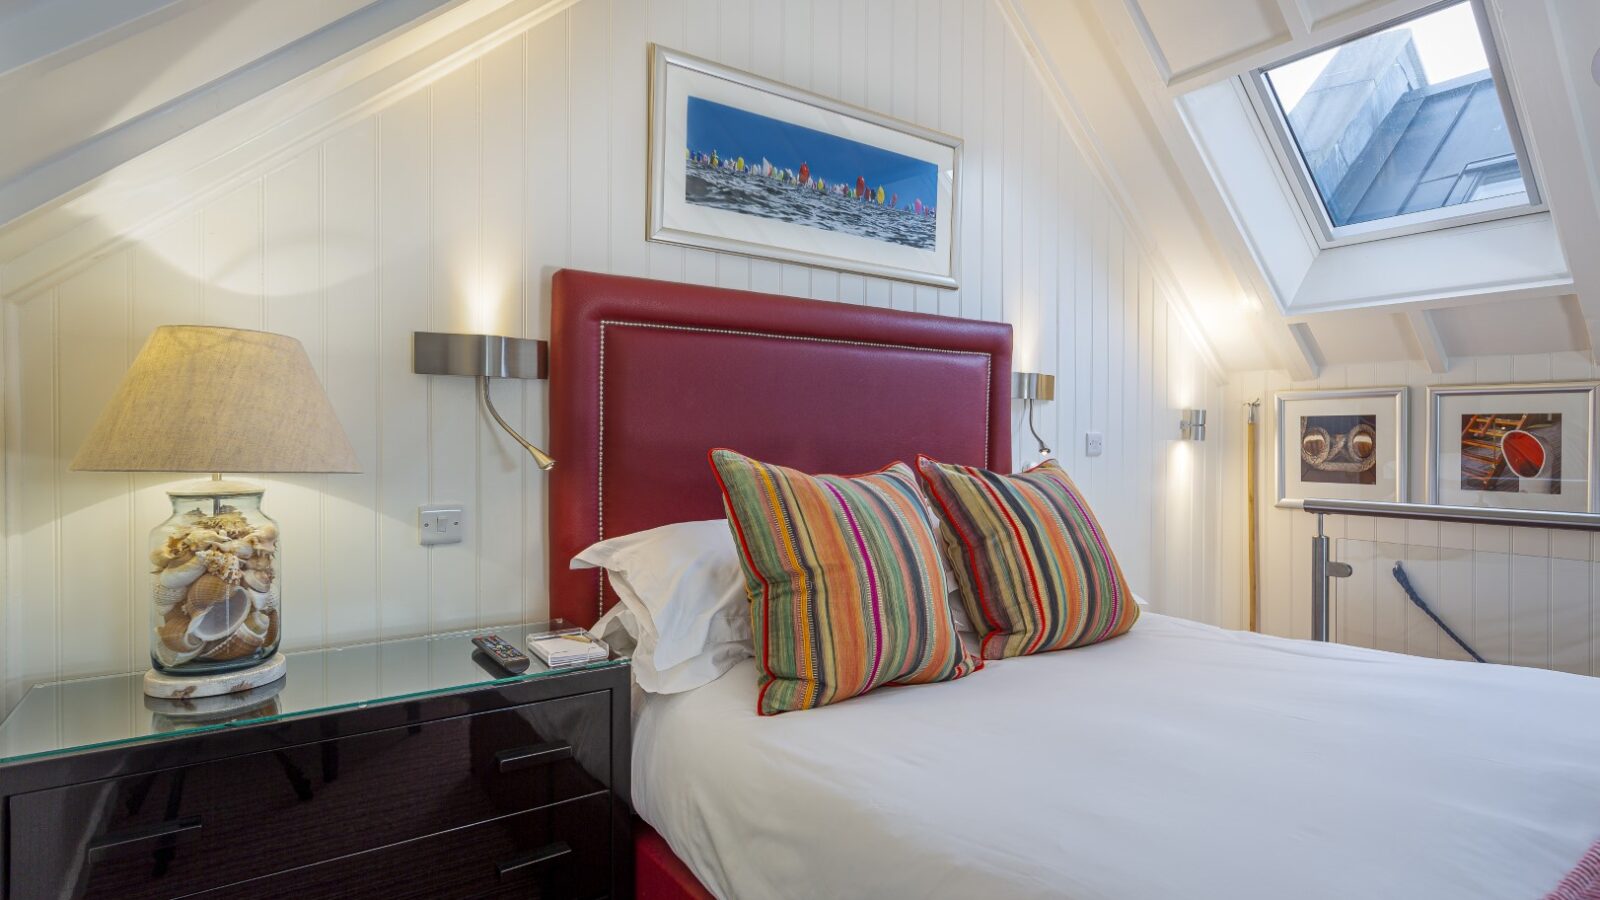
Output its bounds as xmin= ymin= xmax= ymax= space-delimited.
xmin=1404 ymin=309 xmax=1451 ymax=374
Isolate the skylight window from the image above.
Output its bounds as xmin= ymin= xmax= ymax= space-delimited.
xmin=1251 ymin=0 xmax=1539 ymax=244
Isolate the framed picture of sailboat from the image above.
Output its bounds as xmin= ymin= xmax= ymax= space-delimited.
xmin=647 ymin=45 xmax=961 ymax=288
xmin=1427 ymin=383 xmax=1599 ymax=513
xmin=1274 ymin=388 xmax=1408 ymax=508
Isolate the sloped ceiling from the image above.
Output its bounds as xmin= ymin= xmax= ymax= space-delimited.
xmin=0 ymin=0 xmax=473 ymax=229
xmin=8 ymin=0 xmax=1598 ymax=376
xmin=1006 ymin=0 xmax=1600 ymax=375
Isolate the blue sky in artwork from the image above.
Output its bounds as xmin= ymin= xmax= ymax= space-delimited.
xmin=686 ymin=96 xmax=939 ymax=209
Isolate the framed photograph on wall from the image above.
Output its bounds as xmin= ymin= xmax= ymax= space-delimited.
xmin=647 ymin=45 xmax=961 ymax=288
xmin=1275 ymin=388 xmax=1407 ymax=507
xmin=1427 ymin=382 xmax=1598 ymax=512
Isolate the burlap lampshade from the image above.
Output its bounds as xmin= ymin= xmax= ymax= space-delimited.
xmin=71 ymin=325 xmax=360 ymax=474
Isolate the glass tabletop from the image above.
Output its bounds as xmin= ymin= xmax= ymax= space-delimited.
xmin=0 ymin=621 xmax=627 ymax=766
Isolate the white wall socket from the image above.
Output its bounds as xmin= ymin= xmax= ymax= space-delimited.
xmin=419 ymin=505 xmax=465 ymax=545
xmin=1085 ymin=431 xmax=1104 ymax=457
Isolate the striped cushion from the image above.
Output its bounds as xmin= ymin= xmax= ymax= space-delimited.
xmin=710 ymin=449 xmax=979 ymax=715
xmin=916 ymin=456 xmax=1139 ymax=659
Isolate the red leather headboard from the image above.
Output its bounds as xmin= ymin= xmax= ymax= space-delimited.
xmin=547 ymin=270 xmax=1012 ymax=625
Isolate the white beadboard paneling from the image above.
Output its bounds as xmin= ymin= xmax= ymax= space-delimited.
xmin=1240 ymin=353 xmax=1600 ymax=675
xmin=1 ymin=0 xmax=1225 ymax=697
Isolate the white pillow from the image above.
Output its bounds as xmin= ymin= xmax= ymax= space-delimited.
xmin=573 ymin=519 xmax=753 ymax=692
xmin=594 ymin=603 xmax=752 ymax=695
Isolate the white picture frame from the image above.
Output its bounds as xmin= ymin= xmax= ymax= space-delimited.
xmin=1275 ymin=388 xmax=1408 ymax=508
xmin=1426 ymin=382 xmax=1599 ymax=513
xmin=647 ymin=45 xmax=961 ymax=288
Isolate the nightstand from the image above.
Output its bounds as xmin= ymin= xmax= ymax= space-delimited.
xmin=0 ymin=622 xmax=631 ymax=899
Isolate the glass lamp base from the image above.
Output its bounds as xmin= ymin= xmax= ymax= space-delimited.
xmin=149 ymin=479 xmax=281 ymax=677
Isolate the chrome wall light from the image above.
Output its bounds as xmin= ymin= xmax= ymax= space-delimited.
xmin=1179 ymin=408 xmax=1208 ymax=441
xmin=413 ymin=332 xmax=555 ymax=470
xmin=1012 ymin=372 xmax=1056 ymax=458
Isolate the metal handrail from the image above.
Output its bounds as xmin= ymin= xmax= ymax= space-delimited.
xmin=1296 ymin=498 xmax=1600 ymax=532
xmin=1299 ymin=499 xmax=1600 ymax=646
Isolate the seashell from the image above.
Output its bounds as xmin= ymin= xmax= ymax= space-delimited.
xmin=253 ymin=522 xmax=278 ymax=543
xmin=243 ymin=569 xmax=273 ymax=593
xmin=153 ymin=582 xmax=189 ymax=616
xmin=264 ymin=610 xmax=279 ymax=649
xmin=246 ymin=586 xmax=278 ymax=613
xmin=152 ymin=634 xmax=202 ymax=669
xmin=244 ymin=553 xmax=274 ymax=571
xmin=180 ymin=528 xmax=226 ymax=550
xmin=184 ymin=574 xmax=231 ymax=613
xmin=158 ymin=555 xmax=207 ymax=588
xmin=158 ymin=611 xmax=202 ymax=653
xmin=202 ymin=612 xmax=268 ymax=661
xmin=196 ymin=549 xmax=243 ymax=585
xmin=217 ymin=538 xmax=254 ymax=559
xmin=188 ymin=585 xmax=252 ymax=645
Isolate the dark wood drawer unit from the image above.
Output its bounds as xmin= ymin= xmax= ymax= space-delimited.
xmin=0 ymin=657 xmax=631 ymax=900
xmin=188 ymin=794 xmax=612 ymax=900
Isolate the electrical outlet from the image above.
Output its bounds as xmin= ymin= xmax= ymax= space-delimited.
xmin=1085 ymin=431 xmax=1104 ymax=457
xmin=419 ymin=505 xmax=465 ymax=546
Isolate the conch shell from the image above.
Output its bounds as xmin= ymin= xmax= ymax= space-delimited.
xmin=153 ymin=609 xmax=204 ymax=668
xmin=204 ymin=610 xmax=270 ymax=661
xmin=158 ymin=611 xmax=201 ymax=653
xmin=184 ymin=574 xmax=231 ymax=615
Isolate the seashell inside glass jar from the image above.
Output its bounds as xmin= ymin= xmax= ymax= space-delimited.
xmin=149 ymin=480 xmax=280 ymax=675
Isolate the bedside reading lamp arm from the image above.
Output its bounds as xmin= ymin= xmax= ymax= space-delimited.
xmin=480 ymin=376 xmax=555 ymax=471
xmin=413 ymin=331 xmax=555 ymax=471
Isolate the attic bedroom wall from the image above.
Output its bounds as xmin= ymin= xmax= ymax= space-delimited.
xmin=1223 ymin=354 xmax=1600 ymax=676
xmin=0 ymin=0 xmax=1225 ymax=703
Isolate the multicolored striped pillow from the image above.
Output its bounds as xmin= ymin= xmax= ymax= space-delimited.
xmin=916 ymin=456 xmax=1139 ymax=659
xmin=709 ymin=449 xmax=979 ymax=715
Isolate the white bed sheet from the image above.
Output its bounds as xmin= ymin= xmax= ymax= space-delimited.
xmin=633 ymin=613 xmax=1600 ymax=900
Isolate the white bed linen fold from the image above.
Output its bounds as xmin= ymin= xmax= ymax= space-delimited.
xmin=633 ymin=613 xmax=1600 ymax=900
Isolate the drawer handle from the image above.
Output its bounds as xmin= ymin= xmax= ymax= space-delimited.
xmin=496 ymin=841 xmax=572 ymax=879
xmin=87 ymin=817 xmax=203 ymax=865
xmin=495 ymin=740 xmax=572 ymax=773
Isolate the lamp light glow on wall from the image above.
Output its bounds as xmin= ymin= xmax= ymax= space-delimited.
xmin=1013 ymin=372 xmax=1056 ymax=458
xmin=413 ymin=331 xmax=555 ymax=469
xmin=1179 ymin=408 xmax=1208 ymax=441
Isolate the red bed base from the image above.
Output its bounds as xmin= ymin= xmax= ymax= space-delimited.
xmin=636 ymin=819 xmax=716 ymax=900
xmin=545 ymin=270 xmax=1012 ymax=898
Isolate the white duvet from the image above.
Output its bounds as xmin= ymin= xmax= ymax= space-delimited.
xmin=633 ymin=613 xmax=1600 ymax=900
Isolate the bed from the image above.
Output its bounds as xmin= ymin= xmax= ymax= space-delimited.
xmin=546 ymin=269 xmax=1600 ymax=900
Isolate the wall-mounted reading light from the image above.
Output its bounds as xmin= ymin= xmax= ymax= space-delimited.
xmin=1012 ymin=372 xmax=1056 ymax=459
xmin=1179 ymin=408 xmax=1208 ymax=441
xmin=414 ymin=332 xmax=555 ymax=470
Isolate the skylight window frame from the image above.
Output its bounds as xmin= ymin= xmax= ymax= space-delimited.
xmin=1243 ymin=0 xmax=1544 ymax=250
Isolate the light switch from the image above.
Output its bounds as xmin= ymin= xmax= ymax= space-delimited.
xmin=1085 ymin=432 xmax=1104 ymax=457
xmin=419 ymin=505 xmax=465 ymax=545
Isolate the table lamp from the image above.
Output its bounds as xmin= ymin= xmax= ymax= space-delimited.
xmin=71 ymin=326 xmax=359 ymax=697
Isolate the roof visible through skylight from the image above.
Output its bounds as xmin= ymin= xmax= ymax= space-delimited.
xmin=1269 ymin=4 xmax=1488 ymax=114
xmin=1257 ymin=0 xmax=1534 ymax=232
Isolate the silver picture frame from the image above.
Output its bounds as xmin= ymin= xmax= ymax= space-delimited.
xmin=1275 ymin=387 xmax=1408 ymax=508
xmin=647 ymin=44 xmax=962 ymax=288
xmin=1425 ymin=382 xmax=1600 ymax=512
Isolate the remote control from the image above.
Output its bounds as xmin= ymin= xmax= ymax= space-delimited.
xmin=471 ymin=634 xmax=531 ymax=674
